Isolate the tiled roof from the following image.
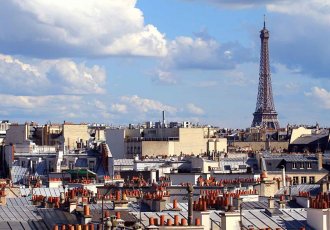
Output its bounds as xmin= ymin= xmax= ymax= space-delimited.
xmin=20 ymin=188 xmax=64 ymax=197
xmin=0 ymin=205 xmax=48 ymax=230
xmin=242 ymin=209 xmax=311 ymax=230
xmin=114 ymin=159 xmax=134 ymax=166
xmin=11 ymin=166 xmax=28 ymax=184
xmin=263 ymin=154 xmax=317 ymax=162
xmin=6 ymin=197 xmax=31 ymax=207
xmin=275 ymin=184 xmax=320 ymax=196
xmin=291 ymin=132 xmax=329 ymax=145
xmin=37 ymin=208 xmax=79 ymax=229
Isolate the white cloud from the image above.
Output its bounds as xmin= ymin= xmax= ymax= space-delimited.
xmin=94 ymin=100 xmax=107 ymax=111
xmin=162 ymin=36 xmax=252 ymax=70
xmin=111 ymin=103 xmax=128 ymax=114
xmin=0 ymin=94 xmax=82 ymax=114
xmin=267 ymin=1 xmax=330 ymax=25
xmin=41 ymin=59 xmax=106 ymax=94
xmin=186 ymin=103 xmax=204 ymax=115
xmin=0 ymin=93 xmax=120 ymax=122
xmin=183 ymin=0 xmax=287 ymax=9
xmin=121 ymin=95 xmax=177 ymax=114
xmin=193 ymin=81 xmax=218 ymax=88
xmin=0 ymin=0 xmax=167 ymax=57
xmin=306 ymin=87 xmax=330 ymax=109
xmin=152 ymin=70 xmax=177 ymax=85
xmin=0 ymin=54 xmax=106 ymax=95
xmin=0 ymin=54 xmax=49 ymax=94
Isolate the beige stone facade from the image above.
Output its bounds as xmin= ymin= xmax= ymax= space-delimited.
xmin=140 ymin=128 xmax=227 ymax=157
xmin=62 ymin=124 xmax=90 ymax=150
xmin=232 ymin=141 xmax=289 ymax=152
xmin=268 ymin=172 xmax=328 ymax=184
xmin=106 ymin=127 xmax=227 ymax=158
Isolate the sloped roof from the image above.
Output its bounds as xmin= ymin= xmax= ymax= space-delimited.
xmin=275 ymin=184 xmax=320 ymax=196
xmin=20 ymin=188 xmax=64 ymax=197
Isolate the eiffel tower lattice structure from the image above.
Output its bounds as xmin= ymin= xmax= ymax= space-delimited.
xmin=251 ymin=18 xmax=280 ymax=129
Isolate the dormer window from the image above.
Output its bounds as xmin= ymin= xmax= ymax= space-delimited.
xmin=292 ymin=162 xmax=297 ymax=169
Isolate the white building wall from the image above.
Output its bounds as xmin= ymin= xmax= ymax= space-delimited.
xmin=169 ymin=173 xmax=202 ymax=185
xmin=296 ymin=197 xmax=309 ymax=208
xmin=307 ymin=208 xmax=328 ymax=230
xmin=105 ymin=129 xmax=125 ymax=159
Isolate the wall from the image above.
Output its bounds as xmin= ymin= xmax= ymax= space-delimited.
xmin=169 ymin=173 xmax=202 ymax=185
xmin=212 ymin=173 xmax=258 ymax=181
xmin=208 ymin=138 xmax=228 ymax=153
xmin=296 ymin=197 xmax=309 ymax=208
xmin=290 ymin=127 xmax=312 ymax=143
xmin=105 ymin=129 xmax=125 ymax=159
xmin=174 ymin=128 xmax=208 ymax=155
xmin=94 ymin=129 xmax=105 ymax=141
xmin=232 ymin=141 xmax=288 ymax=151
xmin=268 ymin=172 xmax=328 ymax=184
xmin=307 ymin=208 xmax=328 ymax=230
xmin=143 ymin=128 xmax=179 ymax=139
xmin=141 ymin=141 xmax=171 ymax=157
xmin=62 ymin=124 xmax=89 ymax=150
xmin=220 ymin=212 xmax=241 ymax=230
xmin=5 ymin=124 xmax=29 ymax=145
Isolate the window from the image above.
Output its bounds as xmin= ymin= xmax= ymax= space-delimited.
xmin=306 ymin=162 xmax=312 ymax=169
xmin=309 ymin=176 xmax=315 ymax=184
xmin=301 ymin=176 xmax=307 ymax=184
xmin=292 ymin=162 xmax=297 ymax=169
xmin=89 ymin=161 xmax=95 ymax=171
xmin=293 ymin=176 xmax=299 ymax=185
xmin=69 ymin=161 xmax=74 ymax=169
xmin=300 ymin=163 xmax=304 ymax=169
xmin=31 ymin=161 xmax=36 ymax=173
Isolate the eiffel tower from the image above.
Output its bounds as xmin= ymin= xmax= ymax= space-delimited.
xmin=251 ymin=18 xmax=280 ymax=129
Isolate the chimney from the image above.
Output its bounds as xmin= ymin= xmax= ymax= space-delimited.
xmin=279 ymin=195 xmax=286 ymax=209
xmin=60 ymin=192 xmax=65 ymax=204
xmin=233 ymin=197 xmax=243 ymax=210
xmin=317 ymin=152 xmax=323 ymax=170
xmin=171 ymin=199 xmax=181 ymax=211
xmin=220 ymin=208 xmax=241 ymax=230
xmin=81 ymin=205 xmax=92 ymax=224
xmin=162 ymin=111 xmax=166 ymax=128
xmin=0 ymin=190 xmax=6 ymax=206
xmin=146 ymin=217 xmax=159 ymax=230
xmin=115 ymin=212 xmax=125 ymax=227
xmin=186 ymin=184 xmax=194 ymax=226
xmin=320 ymin=179 xmax=329 ymax=193
xmin=281 ymin=166 xmax=286 ymax=187
xmin=69 ymin=197 xmax=77 ymax=213
xmin=193 ymin=200 xmax=210 ymax=230
xmin=268 ymin=197 xmax=275 ymax=209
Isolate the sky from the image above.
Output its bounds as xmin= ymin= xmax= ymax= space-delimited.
xmin=0 ymin=0 xmax=329 ymax=128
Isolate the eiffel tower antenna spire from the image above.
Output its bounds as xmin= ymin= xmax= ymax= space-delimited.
xmin=263 ymin=14 xmax=266 ymax=29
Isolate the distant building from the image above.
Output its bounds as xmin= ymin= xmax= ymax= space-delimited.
xmin=260 ymin=152 xmax=328 ymax=185
xmin=289 ymin=127 xmax=330 ymax=153
xmin=105 ymin=126 xmax=227 ymax=159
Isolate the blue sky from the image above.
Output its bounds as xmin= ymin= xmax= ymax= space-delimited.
xmin=0 ymin=0 xmax=329 ymax=128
